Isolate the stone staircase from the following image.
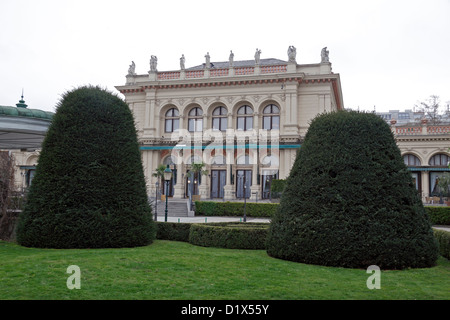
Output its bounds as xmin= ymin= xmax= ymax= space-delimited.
xmin=151 ymin=199 xmax=192 ymax=217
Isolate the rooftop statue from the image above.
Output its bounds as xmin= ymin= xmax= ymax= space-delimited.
xmin=321 ymin=47 xmax=329 ymax=63
xmin=128 ymin=61 xmax=136 ymax=75
xmin=287 ymin=46 xmax=296 ymax=63
xmin=255 ymin=48 xmax=261 ymax=65
xmin=229 ymin=50 xmax=234 ymax=67
xmin=180 ymin=54 xmax=185 ymax=70
xmin=205 ymin=52 xmax=211 ymax=69
xmin=150 ymin=55 xmax=158 ymax=72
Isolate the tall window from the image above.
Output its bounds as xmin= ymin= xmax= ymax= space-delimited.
xmin=262 ymin=104 xmax=280 ymax=130
xmin=165 ymin=108 xmax=179 ymax=133
xmin=429 ymin=153 xmax=449 ymax=166
xmin=212 ymin=106 xmax=228 ymax=131
xmin=237 ymin=105 xmax=253 ymax=131
xmin=188 ymin=107 xmax=203 ymax=132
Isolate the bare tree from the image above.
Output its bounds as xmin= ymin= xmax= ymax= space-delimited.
xmin=415 ymin=95 xmax=442 ymax=125
xmin=0 ymin=151 xmax=17 ymax=241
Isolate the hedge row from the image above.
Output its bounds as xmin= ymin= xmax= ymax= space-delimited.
xmin=426 ymin=207 xmax=450 ymax=225
xmin=194 ymin=201 xmax=278 ymax=217
xmin=194 ymin=202 xmax=450 ymax=225
xmin=189 ymin=223 xmax=269 ymax=250
xmin=155 ymin=222 xmax=269 ymax=249
xmin=155 ymin=222 xmax=449 ymax=259
xmin=433 ymin=229 xmax=450 ymax=259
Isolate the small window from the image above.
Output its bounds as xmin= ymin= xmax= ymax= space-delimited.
xmin=237 ymin=105 xmax=253 ymax=131
xmin=188 ymin=107 xmax=203 ymax=132
xmin=165 ymin=108 xmax=180 ymax=133
xmin=262 ymin=104 xmax=280 ymax=130
xmin=212 ymin=106 xmax=228 ymax=131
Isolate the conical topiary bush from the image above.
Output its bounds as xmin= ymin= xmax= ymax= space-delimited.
xmin=266 ymin=110 xmax=439 ymax=269
xmin=17 ymin=86 xmax=155 ymax=248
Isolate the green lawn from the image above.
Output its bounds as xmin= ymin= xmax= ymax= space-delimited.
xmin=0 ymin=240 xmax=449 ymax=300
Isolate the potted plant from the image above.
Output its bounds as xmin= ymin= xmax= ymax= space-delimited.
xmin=187 ymin=162 xmax=208 ymax=201
xmin=437 ymin=172 xmax=450 ymax=205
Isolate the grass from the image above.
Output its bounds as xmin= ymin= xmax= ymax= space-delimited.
xmin=0 ymin=240 xmax=449 ymax=300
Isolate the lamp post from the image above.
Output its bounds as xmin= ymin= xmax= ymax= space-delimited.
xmin=164 ymin=164 xmax=172 ymax=222
xmin=154 ymin=181 xmax=159 ymax=221
xmin=243 ymin=185 xmax=247 ymax=222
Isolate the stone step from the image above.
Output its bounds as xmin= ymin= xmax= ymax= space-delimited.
xmin=151 ymin=200 xmax=189 ymax=217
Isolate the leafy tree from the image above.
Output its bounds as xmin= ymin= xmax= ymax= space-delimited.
xmin=16 ymin=86 xmax=155 ymax=248
xmin=266 ymin=111 xmax=439 ymax=269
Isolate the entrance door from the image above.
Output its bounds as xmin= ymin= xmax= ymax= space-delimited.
xmin=236 ymin=170 xmax=251 ymax=198
xmin=211 ymin=170 xmax=226 ymax=198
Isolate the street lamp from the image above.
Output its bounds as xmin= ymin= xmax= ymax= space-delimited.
xmin=243 ymin=184 xmax=247 ymax=222
xmin=164 ymin=164 xmax=172 ymax=222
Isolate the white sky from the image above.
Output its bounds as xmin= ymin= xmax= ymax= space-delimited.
xmin=1 ymin=0 xmax=449 ymax=113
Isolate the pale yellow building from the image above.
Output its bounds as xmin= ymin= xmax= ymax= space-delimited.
xmin=115 ymin=47 xmax=344 ymax=200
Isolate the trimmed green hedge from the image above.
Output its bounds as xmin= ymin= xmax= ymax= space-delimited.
xmin=156 ymin=222 xmax=191 ymax=242
xmin=189 ymin=222 xmax=269 ymax=249
xmin=426 ymin=207 xmax=450 ymax=225
xmin=433 ymin=229 xmax=450 ymax=259
xmin=195 ymin=201 xmax=278 ymax=218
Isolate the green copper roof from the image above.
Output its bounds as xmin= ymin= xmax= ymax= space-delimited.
xmin=0 ymin=105 xmax=54 ymax=120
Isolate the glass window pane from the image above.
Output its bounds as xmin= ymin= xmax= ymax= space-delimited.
xmin=213 ymin=118 xmax=220 ymax=130
xmin=272 ymin=116 xmax=280 ymax=129
xmin=196 ymin=119 xmax=203 ymax=132
xmin=221 ymin=117 xmax=227 ymax=131
xmin=238 ymin=106 xmax=245 ymax=115
xmin=237 ymin=117 xmax=244 ymax=130
xmin=165 ymin=119 xmax=172 ymax=132
xmin=188 ymin=119 xmax=194 ymax=132
xmin=263 ymin=116 xmax=271 ymax=130
xmin=173 ymin=119 xmax=179 ymax=131
xmin=246 ymin=117 xmax=253 ymax=130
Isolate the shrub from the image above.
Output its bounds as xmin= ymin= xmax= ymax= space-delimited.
xmin=16 ymin=86 xmax=155 ymax=248
xmin=195 ymin=201 xmax=277 ymax=218
xmin=433 ymin=229 xmax=450 ymax=259
xmin=267 ymin=111 xmax=439 ymax=269
xmin=189 ymin=222 xmax=269 ymax=249
xmin=426 ymin=207 xmax=450 ymax=225
xmin=156 ymin=222 xmax=191 ymax=242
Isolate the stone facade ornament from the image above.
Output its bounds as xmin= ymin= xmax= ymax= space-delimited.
xmin=128 ymin=61 xmax=136 ymax=75
xmin=149 ymin=55 xmax=158 ymax=72
xmin=229 ymin=50 xmax=234 ymax=67
xmin=180 ymin=54 xmax=185 ymax=70
xmin=254 ymin=48 xmax=261 ymax=65
xmin=287 ymin=46 xmax=296 ymax=63
xmin=321 ymin=47 xmax=329 ymax=63
xmin=205 ymin=52 xmax=211 ymax=69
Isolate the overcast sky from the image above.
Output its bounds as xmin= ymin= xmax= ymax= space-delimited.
xmin=1 ymin=0 xmax=449 ymax=113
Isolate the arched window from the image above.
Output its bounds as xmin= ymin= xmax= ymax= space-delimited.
xmin=165 ymin=108 xmax=179 ymax=133
xmin=429 ymin=153 xmax=449 ymax=166
xmin=237 ymin=105 xmax=253 ymax=131
xmin=212 ymin=106 xmax=228 ymax=131
xmin=403 ymin=154 xmax=421 ymax=166
xmin=188 ymin=107 xmax=203 ymax=132
xmin=262 ymin=104 xmax=280 ymax=130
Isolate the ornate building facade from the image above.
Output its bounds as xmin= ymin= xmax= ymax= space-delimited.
xmin=381 ymin=110 xmax=450 ymax=203
xmin=116 ymin=47 xmax=344 ymax=200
